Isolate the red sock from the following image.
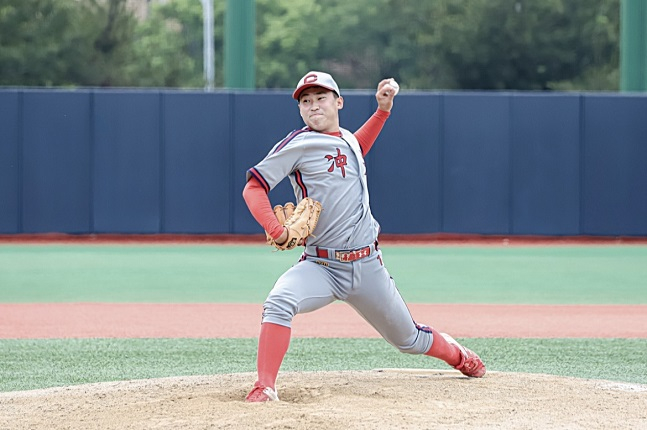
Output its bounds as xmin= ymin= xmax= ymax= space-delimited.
xmin=424 ymin=327 xmax=461 ymax=367
xmin=255 ymin=322 xmax=291 ymax=389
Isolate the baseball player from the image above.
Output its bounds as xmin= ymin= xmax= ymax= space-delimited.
xmin=242 ymin=71 xmax=485 ymax=402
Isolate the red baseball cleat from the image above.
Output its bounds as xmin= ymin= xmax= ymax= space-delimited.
xmin=245 ymin=384 xmax=279 ymax=402
xmin=441 ymin=333 xmax=486 ymax=378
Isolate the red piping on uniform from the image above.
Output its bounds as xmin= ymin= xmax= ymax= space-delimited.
xmin=273 ymin=129 xmax=308 ymax=154
xmin=294 ymin=170 xmax=307 ymax=198
xmin=248 ymin=168 xmax=270 ymax=193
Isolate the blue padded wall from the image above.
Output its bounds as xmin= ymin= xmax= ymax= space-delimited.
xmin=510 ymin=94 xmax=581 ymax=235
xmin=368 ymin=94 xmax=442 ymax=233
xmin=21 ymin=91 xmax=92 ymax=233
xmin=162 ymin=92 xmax=231 ymax=233
xmin=582 ymin=95 xmax=647 ymax=235
xmin=1 ymin=89 xmax=646 ymax=236
xmin=340 ymin=91 xmax=375 ymax=132
xmin=93 ymin=91 xmax=161 ymax=233
xmin=0 ymin=91 xmax=20 ymax=233
xmin=442 ymin=94 xmax=511 ymax=234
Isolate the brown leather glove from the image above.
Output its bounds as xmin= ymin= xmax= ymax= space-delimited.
xmin=266 ymin=198 xmax=322 ymax=250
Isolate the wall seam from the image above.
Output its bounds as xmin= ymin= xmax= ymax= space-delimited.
xmin=438 ymin=93 xmax=445 ymax=233
xmin=508 ymin=94 xmax=514 ymax=235
xmin=228 ymin=92 xmax=236 ymax=234
xmin=578 ymin=94 xmax=586 ymax=235
xmin=89 ymin=90 xmax=95 ymax=233
xmin=17 ymin=91 xmax=24 ymax=233
xmin=159 ymin=91 xmax=166 ymax=234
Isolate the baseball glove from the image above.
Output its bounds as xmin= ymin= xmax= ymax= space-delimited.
xmin=266 ymin=197 xmax=322 ymax=251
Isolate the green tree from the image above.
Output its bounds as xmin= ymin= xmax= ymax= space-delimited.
xmin=426 ymin=0 xmax=620 ymax=90
xmin=548 ymin=0 xmax=620 ymax=90
xmin=0 ymin=0 xmax=621 ymax=91
xmin=374 ymin=0 xmax=463 ymax=89
xmin=255 ymin=0 xmax=322 ymax=89
xmin=125 ymin=0 xmax=228 ymax=89
xmin=127 ymin=0 xmax=200 ymax=88
xmin=254 ymin=0 xmax=620 ymax=91
xmin=0 ymin=0 xmax=138 ymax=87
xmin=0 ymin=0 xmax=81 ymax=86
xmin=80 ymin=0 xmax=138 ymax=86
xmin=255 ymin=0 xmax=401 ymax=90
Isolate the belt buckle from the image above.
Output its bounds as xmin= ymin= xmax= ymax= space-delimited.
xmin=335 ymin=251 xmax=351 ymax=262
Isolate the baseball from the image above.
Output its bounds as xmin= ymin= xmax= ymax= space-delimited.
xmin=388 ymin=78 xmax=400 ymax=95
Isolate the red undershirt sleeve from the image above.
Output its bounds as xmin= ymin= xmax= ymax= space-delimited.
xmin=354 ymin=109 xmax=390 ymax=156
xmin=242 ymin=179 xmax=284 ymax=240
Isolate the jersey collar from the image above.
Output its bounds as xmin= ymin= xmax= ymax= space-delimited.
xmin=305 ymin=127 xmax=342 ymax=137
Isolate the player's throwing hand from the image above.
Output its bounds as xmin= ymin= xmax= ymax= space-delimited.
xmin=376 ymin=78 xmax=399 ymax=112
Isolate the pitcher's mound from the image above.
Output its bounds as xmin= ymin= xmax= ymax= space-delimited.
xmin=1 ymin=370 xmax=646 ymax=429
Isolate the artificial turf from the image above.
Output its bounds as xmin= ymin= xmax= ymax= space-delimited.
xmin=1 ymin=338 xmax=646 ymax=392
xmin=1 ymin=244 xmax=645 ymax=304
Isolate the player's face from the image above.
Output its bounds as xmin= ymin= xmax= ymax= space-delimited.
xmin=298 ymin=87 xmax=343 ymax=133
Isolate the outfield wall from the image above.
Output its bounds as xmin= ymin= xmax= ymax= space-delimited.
xmin=1 ymin=89 xmax=645 ymax=236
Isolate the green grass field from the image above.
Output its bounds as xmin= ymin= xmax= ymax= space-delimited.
xmin=1 ymin=244 xmax=646 ymax=392
xmin=1 ymin=338 xmax=646 ymax=392
xmin=1 ymin=244 xmax=645 ymax=303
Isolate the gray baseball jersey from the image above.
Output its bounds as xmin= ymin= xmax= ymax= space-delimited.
xmin=247 ymin=127 xmax=377 ymax=249
xmin=247 ymin=126 xmax=433 ymax=355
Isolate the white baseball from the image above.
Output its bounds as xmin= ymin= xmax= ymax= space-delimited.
xmin=388 ymin=78 xmax=400 ymax=95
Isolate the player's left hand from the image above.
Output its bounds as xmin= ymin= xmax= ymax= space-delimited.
xmin=266 ymin=197 xmax=322 ymax=251
xmin=376 ymin=78 xmax=399 ymax=112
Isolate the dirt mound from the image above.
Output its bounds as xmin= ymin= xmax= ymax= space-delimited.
xmin=1 ymin=370 xmax=646 ymax=429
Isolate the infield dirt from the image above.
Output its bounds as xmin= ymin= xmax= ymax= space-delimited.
xmin=1 ymin=369 xmax=646 ymax=429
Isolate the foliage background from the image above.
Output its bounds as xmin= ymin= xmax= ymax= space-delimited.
xmin=0 ymin=0 xmax=620 ymax=90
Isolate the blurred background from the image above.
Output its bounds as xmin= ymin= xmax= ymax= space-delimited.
xmin=1 ymin=0 xmax=645 ymax=237
xmin=0 ymin=0 xmax=639 ymax=92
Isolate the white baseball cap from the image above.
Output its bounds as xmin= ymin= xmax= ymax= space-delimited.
xmin=293 ymin=71 xmax=341 ymax=100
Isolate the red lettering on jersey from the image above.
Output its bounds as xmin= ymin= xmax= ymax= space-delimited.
xmin=325 ymin=148 xmax=347 ymax=178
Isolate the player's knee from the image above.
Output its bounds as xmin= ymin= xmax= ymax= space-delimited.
xmin=392 ymin=325 xmax=433 ymax=355
xmin=262 ymin=294 xmax=297 ymax=327
xmin=395 ymin=342 xmax=422 ymax=355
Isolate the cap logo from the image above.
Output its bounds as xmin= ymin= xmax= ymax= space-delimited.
xmin=293 ymin=71 xmax=339 ymax=99
xmin=304 ymin=73 xmax=318 ymax=84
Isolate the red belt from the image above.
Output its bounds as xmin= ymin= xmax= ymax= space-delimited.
xmin=315 ymin=243 xmax=376 ymax=262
